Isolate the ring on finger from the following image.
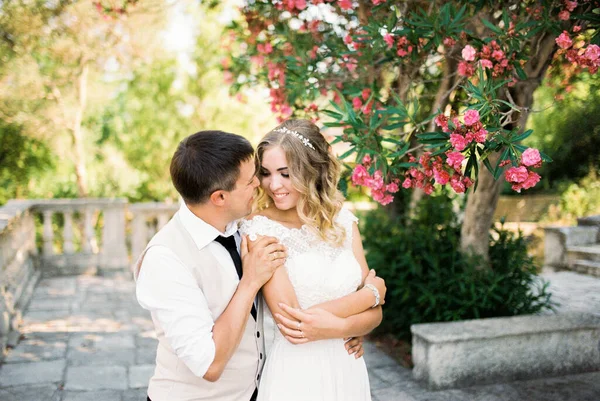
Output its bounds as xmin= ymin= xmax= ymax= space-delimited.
xmin=299 ymin=330 xmax=304 ymax=338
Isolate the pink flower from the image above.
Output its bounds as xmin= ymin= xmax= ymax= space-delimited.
xmin=449 ymin=174 xmax=466 ymax=193
xmin=556 ymin=31 xmax=573 ymax=49
xmin=474 ymin=129 xmax=487 ymax=143
xmin=521 ymin=148 xmax=542 ymax=167
xmin=361 ymin=88 xmax=371 ymax=100
xmin=372 ymin=0 xmax=386 ymax=4
xmin=585 ymin=45 xmax=600 ymax=62
xmin=362 ymin=155 xmax=372 ymax=166
xmin=450 ymin=134 xmax=469 ymax=151
xmin=480 ymin=59 xmax=493 ymax=69
xmin=424 ymin=183 xmax=434 ymax=195
xmin=434 ymin=114 xmax=449 ymax=132
xmin=379 ymin=194 xmax=394 ymax=205
xmin=558 ymin=10 xmax=570 ymax=21
xmin=565 ymin=1 xmax=577 ymax=12
xmin=462 ymin=45 xmax=476 ymax=61
xmin=521 ymin=171 xmax=541 ymax=190
xmin=295 ymin=0 xmax=307 ymax=9
xmin=339 ymin=0 xmax=353 ymax=10
xmin=383 ymin=34 xmax=395 ymax=49
xmin=446 ymin=152 xmax=464 ymax=171
xmin=367 ymin=170 xmax=385 ymax=190
xmin=443 ymin=37 xmax=456 ymax=47
xmin=352 ymin=97 xmax=363 ymax=110
xmin=463 ymin=109 xmax=480 ymax=126
xmin=457 ymin=61 xmax=475 ymax=77
xmin=492 ymin=50 xmax=505 ymax=61
xmin=352 ymin=165 xmax=369 ymax=185
xmin=386 ymin=182 xmax=399 ymax=193
xmin=505 ymin=166 xmax=529 ymax=183
xmin=402 ymin=177 xmax=412 ymax=189
xmin=433 ymin=169 xmax=450 ymax=185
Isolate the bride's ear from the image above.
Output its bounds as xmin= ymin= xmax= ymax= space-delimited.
xmin=209 ymin=190 xmax=226 ymax=207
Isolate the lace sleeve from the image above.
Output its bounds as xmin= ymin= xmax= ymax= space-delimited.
xmin=336 ymin=207 xmax=359 ymax=249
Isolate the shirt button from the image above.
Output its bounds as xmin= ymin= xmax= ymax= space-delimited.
xmin=256 ymin=331 xmax=260 ymax=338
xmin=260 ymin=353 xmax=263 ymax=359
xmin=257 ymin=374 xmax=261 ymax=381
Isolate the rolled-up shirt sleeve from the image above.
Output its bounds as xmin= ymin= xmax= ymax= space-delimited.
xmin=136 ymin=246 xmax=216 ymax=377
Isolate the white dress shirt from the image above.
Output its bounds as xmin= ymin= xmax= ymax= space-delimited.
xmin=136 ymin=203 xmax=240 ymax=378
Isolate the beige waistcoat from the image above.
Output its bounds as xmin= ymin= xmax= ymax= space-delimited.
xmin=134 ymin=212 xmax=265 ymax=401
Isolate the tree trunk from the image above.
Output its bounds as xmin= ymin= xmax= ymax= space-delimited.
xmin=71 ymin=63 xmax=89 ymax=197
xmin=459 ymin=33 xmax=558 ymax=262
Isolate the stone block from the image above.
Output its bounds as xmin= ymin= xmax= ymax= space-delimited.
xmin=64 ymin=365 xmax=128 ymax=390
xmin=411 ymin=312 xmax=600 ymax=390
xmin=61 ymin=390 xmax=123 ymax=401
xmin=0 ymin=384 xmax=61 ymax=401
xmin=0 ymin=359 xmax=66 ymax=387
xmin=544 ymin=227 xmax=599 ymax=268
xmin=129 ymin=364 xmax=154 ymax=388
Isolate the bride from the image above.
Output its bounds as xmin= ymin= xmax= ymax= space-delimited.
xmin=239 ymin=119 xmax=386 ymax=401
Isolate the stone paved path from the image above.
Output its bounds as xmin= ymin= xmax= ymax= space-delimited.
xmin=1 ymin=270 xmax=599 ymax=401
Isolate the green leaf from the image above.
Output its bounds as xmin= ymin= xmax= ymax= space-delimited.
xmin=514 ymin=64 xmax=527 ymax=80
xmin=338 ymin=147 xmax=356 ymax=160
xmin=511 ymin=129 xmax=533 ymax=143
xmin=480 ymin=18 xmax=502 ymax=35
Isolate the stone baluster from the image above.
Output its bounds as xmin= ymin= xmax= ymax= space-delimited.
xmin=63 ymin=211 xmax=74 ymax=254
xmin=100 ymin=202 xmax=128 ymax=274
xmin=157 ymin=212 xmax=169 ymax=230
xmin=42 ymin=210 xmax=54 ymax=256
xmin=82 ymin=207 xmax=94 ymax=253
xmin=131 ymin=213 xmax=148 ymax=261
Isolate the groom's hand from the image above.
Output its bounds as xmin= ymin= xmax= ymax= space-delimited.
xmin=344 ymin=336 xmax=365 ymax=359
xmin=240 ymin=235 xmax=287 ymax=291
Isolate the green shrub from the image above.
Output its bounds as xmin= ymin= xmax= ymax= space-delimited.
xmin=543 ymin=167 xmax=600 ymax=225
xmin=360 ymin=194 xmax=555 ymax=339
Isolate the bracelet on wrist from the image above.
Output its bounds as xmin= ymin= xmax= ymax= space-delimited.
xmin=363 ymin=284 xmax=380 ymax=308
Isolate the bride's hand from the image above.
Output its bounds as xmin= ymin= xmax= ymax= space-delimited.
xmin=274 ymin=303 xmax=345 ymax=344
xmin=363 ymin=269 xmax=387 ymax=306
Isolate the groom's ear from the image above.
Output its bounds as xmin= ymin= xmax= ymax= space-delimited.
xmin=209 ymin=190 xmax=226 ymax=207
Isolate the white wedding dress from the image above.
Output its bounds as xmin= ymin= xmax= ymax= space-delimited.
xmin=239 ymin=208 xmax=372 ymax=401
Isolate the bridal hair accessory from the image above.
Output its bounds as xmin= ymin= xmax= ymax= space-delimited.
xmin=274 ymin=126 xmax=316 ymax=150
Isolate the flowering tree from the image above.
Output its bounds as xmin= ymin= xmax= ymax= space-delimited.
xmin=222 ymin=0 xmax=599 ymax=261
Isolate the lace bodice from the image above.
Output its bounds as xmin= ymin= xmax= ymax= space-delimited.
xmin=239 ymin=208 xmax=363 ymax=310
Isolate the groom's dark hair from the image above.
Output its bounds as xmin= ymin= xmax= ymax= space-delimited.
xmin=170 ymin=130 xmax=254 ymax=204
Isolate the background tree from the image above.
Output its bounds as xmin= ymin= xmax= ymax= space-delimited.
xmin=223 ymin=0 xmax=599 ymax=262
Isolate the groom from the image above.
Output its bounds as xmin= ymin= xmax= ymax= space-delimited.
xmin=135 ymin=130 xmax=286 ymax=401
xmin=134 ymin=130 xmax=365 ymax=401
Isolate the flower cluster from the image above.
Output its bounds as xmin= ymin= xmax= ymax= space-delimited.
xmin=504 ymin=148 xmax=543 ymax=192
xmin=459 ymin=41 xmax=513 ymax=78
xmin=402 ymin=152 xmax=473 ymax=195
xmin=555 ymin=31 xmax=600 ymax=74
xmin=351 ymin=155 xmax=399 ymax=205
xmin=435 ymin=109 xmax=488 ymax=152
xmin=352 ymin=88 xmax=374 ymax=115
xmin=382 ymin=34 xmax=413 ymax=58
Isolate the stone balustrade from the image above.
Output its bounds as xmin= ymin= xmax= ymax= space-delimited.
xmin=0 ymin=198 xmax=179 ymax=357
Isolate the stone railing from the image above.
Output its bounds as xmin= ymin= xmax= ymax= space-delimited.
xmin=0 ymin=198 xmax=180 ymax=354
xmin=0 ymin=200 xmax=39 ymax=352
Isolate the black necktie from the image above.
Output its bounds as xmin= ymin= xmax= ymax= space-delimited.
xmin=214 ymin=234 xmax=257 ymax=320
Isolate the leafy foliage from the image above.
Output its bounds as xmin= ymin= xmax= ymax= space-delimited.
xmin=360 ymin=193 xmax=555 ymax=338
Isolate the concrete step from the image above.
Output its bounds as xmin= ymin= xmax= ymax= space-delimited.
xmin=567 ymin=244 xmax=600 ymax=263
xmin=570 ymin=259 xmax=600 ymax=278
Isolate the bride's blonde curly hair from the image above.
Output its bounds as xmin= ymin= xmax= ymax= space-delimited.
xmin=254 ymin=119 xmax=346 ymax=246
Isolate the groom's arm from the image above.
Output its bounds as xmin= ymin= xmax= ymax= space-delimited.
xmin=205 ymin=236 xmax=286 ymax=381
